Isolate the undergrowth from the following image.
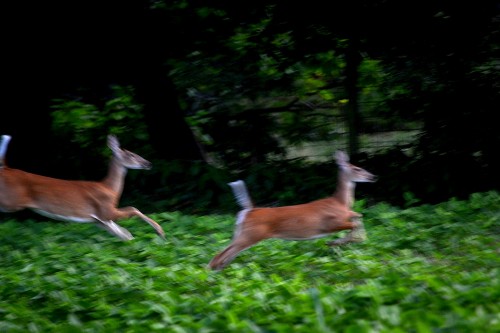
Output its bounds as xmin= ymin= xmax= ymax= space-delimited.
xmin=0 ymin=191 xmax=498 ymax=332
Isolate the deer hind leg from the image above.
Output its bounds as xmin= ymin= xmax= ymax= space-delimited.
xmin=91 ymin=214 xmax=134 ymax=241
xmin=110 ymin=207 xmax=165 ymax=239
xmin=209 ymin=237 xmax=262 ymax=270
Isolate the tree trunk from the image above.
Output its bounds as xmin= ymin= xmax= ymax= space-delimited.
xmin=345 ymin=35 xmax=361 ymax=157
xmin=133 ymin=64 xmax=205 ymax=162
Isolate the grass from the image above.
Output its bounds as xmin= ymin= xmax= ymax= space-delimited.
xmin=0 ymin=191 xmax=499 ymax=332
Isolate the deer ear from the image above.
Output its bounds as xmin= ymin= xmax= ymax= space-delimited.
xmin=335 ymin=150 xmax=349 ymax=166
xmin=107 ymin=135 xmax=120 ymax=152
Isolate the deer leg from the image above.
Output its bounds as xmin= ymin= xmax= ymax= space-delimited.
xmin=91 ymin=214 xmax=134 ymax=241
xmin=349 ymin=217 xmax=367 ymax=242
xmin=327 ymin=217 xmax=366 ymax=247
xmin=110 ymin=207 xmax=165 ymax=239
xmin=209 ymin=238 xmax=261 ymax=270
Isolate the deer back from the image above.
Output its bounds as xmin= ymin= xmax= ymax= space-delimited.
xmin=240 ymin=197 xmax=356 ymax=241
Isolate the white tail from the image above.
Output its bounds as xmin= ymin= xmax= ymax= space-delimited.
xmin=208 ymin=150 xmax=376 ymax=270
xmin=0 ymin=134 xmax=165 ymax=241
xmin=228 ymin=180 xmax=254 ymax=209
xmin=0 ymin=135 xmax=12 ymax=167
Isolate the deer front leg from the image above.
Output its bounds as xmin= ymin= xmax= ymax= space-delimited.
xmin=109 ymin=207 xmax=166 ymax=239
xmin=348 ymin=216 xmax=367 ymax=242
xmin=327 ymin=217 xmax=367 ymax=247
xmin=91 ymin=214 xmax=134 ymax=241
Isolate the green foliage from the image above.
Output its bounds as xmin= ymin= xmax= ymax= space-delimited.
xmin=238 ymin=159 xmax=338 ymax=207
xmin=164 ymin=1 xmax=427 ymax=169
xmin=51 ymin=85 xmax=150 ymax=154
xmin=141 ymin=160 xmax=234 ymax=214
xmin=1 ymin=192 xmax=499 ymax=332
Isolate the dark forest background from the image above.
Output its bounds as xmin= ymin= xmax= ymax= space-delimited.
xmin=1 ymin=0 xmax=499 ymax=214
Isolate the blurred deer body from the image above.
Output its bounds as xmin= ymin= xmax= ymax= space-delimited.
xmin=209 ymin=151 xmax=375 ymax=270
xmin=0 ymin=134 xmax=165 ymax=240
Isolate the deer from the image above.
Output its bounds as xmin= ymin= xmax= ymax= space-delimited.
xmin=208 ymin=150 xmax=376 ymax=270
xmin=0 ymin=134 xmax=165 ymax=241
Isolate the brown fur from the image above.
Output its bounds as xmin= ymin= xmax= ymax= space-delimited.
xmin=208 ymin=150 xmax=375 ymax=270
xmin=0 ymin=135 xmax=164 ymax=240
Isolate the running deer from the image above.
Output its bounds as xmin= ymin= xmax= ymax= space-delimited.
xmin=208 ymin=151 xmax=376 ymax=270
xmin=0 ymin=134 xmax=165 ymax=240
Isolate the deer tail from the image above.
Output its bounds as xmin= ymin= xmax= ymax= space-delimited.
xmin=0 ymin=135 xmax=12 ymax=168
xmin=228 ymin=180 xmax=254 ymax=210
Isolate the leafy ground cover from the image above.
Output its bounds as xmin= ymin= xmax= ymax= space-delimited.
xmin=0 ymin=192 xmax=499 ymax=332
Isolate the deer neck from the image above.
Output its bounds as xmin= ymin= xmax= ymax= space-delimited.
xmin=333 ymin=174 xmax=355 ymax=208
xmin=102 ymin=157 xmax=127 ymax=195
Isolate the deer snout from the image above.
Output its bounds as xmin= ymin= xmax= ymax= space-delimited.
xmin=356 ymin=173 xmax=377 ymax=183
xmin=130 ymin=159 xmax=152 ymax=170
